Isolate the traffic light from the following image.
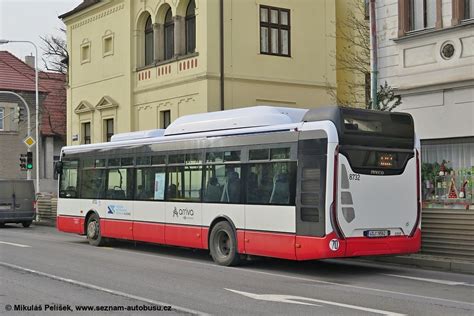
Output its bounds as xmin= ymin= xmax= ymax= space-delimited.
xmin=19 ymin=154 xmax=27 ymax=170
xmin=26 ymin=152 xmax=33 ymax=170
xmin=14 ymin=106 xmax=25 ymax=123
xmin=18 ymin=106 xmax=26 ymax=122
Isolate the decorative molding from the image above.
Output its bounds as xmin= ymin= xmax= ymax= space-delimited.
xmin=102 ymin=30 xmax=115 ymax=57
xmin=72 ymin=3 xmax=125 ymax=30
xmin=74 ymin=101 xmax=94 ymax=114
xmin=95 ymin=96 xmax=118 ymax=110
xmin=135 ymin=94 xmax=197 ymax=111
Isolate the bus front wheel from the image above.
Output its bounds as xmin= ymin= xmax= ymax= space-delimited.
xmin=86 ymin=213 xmax=106 ymax=246
xmin=209 ymin=221 xmax=241 ymax=266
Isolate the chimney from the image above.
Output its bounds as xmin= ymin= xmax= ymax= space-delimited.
xmin=25 ymin=55 xmax=35 ymax=68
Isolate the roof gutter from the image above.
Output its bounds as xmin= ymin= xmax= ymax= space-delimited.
xmin=220 ymin=0 xmax=225 ymax=111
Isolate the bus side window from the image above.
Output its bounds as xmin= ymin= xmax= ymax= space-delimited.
xmin=203 ymin=165 xmax=241 ymax=203
xmin=59 ymin=160 xmax=79 ymax=198
xmin=81 ymin=169 xmax=107 ymax=199
xmin=246 ymin=161 xmax=295 ymax=205
xmin=136 ymin=167 xmax=165 ymax=200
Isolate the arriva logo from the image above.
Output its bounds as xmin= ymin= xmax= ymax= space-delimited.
xmin=172 ymin=207 xmax=194 ymax=219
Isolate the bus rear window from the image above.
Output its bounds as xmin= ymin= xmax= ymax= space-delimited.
xmin=344 ymin=118 xmax=382 ymax=133
xmin=340 ymin=108 xmax=414 ymax=149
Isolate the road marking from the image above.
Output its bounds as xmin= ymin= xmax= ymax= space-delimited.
xmin=226 ymin=288 xmax=321 ymax=307
xmin=383 ymin=273 xmax=471 ymax=286
xmin=0 ymin=241 xmax=31 ymax=248
xmin=0 ymin=261 xmax=208 ymax=316
xmin=226 ymin=288 xmax=405 ymax=315
xmin=227 ymin=268 xmax=474 ymax=308
xmin=100 ymin=245 xmax=474 ymax=307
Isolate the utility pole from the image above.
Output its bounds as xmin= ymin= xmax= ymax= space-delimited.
xmin=370 ymin=0 xmax=378 ymax=110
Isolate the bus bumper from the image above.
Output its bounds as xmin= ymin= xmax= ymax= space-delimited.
xmin=295 ymin=229 xmax=421 ymax=260
xmin=344 ymin=228 xmax=421 ymax=257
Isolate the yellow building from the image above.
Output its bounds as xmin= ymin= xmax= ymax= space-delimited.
xmin=60 ymin=0 xmax=367 ymax=145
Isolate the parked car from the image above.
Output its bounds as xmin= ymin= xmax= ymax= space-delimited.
xmin=0 ymin=180 xmax=35 ymax=227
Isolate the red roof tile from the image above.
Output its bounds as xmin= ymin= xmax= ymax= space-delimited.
xmin=0 ymin=51 xmax=66 ymax=137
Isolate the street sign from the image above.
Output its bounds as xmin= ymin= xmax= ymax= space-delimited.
xmin=23 ymin=136 xmax=36 ymax=148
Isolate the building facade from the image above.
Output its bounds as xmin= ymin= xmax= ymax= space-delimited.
xmin=376 ymin=0 xmax=473 ymax=259
xmin=0 ymin=51 xmax=66 ymax=192
xmin=60 ymin=0 xmax=367 ymax=145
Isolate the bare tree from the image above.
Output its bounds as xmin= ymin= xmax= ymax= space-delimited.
xmin=40 ymin=28 xmax=68 ymax=75
xmin=37 ymin=28 xmax=68 ymax=139
xmin=328 ymin=0 xmax=401 ymax=111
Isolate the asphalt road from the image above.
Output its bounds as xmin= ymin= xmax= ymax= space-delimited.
xmin=0 ymin=225 xmax=473 ymax=315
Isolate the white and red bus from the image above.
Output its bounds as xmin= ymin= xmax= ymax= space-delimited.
xmin=57 ymin=106 xmax=421 ymax=266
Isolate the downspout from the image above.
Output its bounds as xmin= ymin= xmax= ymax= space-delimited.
xmin=370 ymin=0 xmax=378 ymax=110
xmin=220 ymin=0 xmax=225 ymax=111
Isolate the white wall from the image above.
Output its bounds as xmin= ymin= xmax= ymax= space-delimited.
xmin=376 ymin=0 xmax=474 ymax=140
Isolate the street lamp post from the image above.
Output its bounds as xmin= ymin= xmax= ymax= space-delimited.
xmin=0 ymin=39 xmax=40 ymax=194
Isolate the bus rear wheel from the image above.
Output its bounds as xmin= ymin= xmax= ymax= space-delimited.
xmin=86 ymin=213 xmax=106 ymax=246
xmin=209 ymin=221 xmax=241 ymax=266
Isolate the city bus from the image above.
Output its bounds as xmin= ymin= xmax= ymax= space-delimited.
xmin=56 ymin=106 xmax=421 ymax=266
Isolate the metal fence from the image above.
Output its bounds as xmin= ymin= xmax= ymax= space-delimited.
xmin=421 ymin=209 xmax=474 ymax=260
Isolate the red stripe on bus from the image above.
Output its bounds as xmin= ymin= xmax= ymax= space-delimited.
xmin=296 ymin=232 xmax=346 ymax=260
xmin=57 ymin=215 xmax=84 ymax=235
xmin=165 ymin=224 xmax=204 ymax=249
xmin=237 ymin=230 xmax=246 ymax=254
xmin=57 ymin=216 xmax=420 ymax=260
xmin=101 ymin=219 xmax=133 ymax=240
xmin=133 ymin=221 xmax=165 ymax=244
xmin=244 ymin=231 xmax=296 ymax=260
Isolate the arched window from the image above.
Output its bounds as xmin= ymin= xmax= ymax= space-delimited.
xmin=164 ymin=8 xmax=174 ymax=60
xmin=185 ymin=0 xmax=196 ymax=54
xmin=144 ymin=15 xmax=154 ymax=65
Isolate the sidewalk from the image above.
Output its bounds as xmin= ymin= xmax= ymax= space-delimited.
xmin=365 ymin=253 xmax=474 ymax=274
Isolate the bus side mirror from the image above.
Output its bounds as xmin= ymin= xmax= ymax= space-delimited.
xmin=55 ymin=161 xmax=63 ymax=175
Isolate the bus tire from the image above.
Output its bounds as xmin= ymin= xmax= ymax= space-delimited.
xmin=22 ymin=221 xmax=32 ymax=228
xmin=86 ymin=213 xmax=106 ymax=246
xmin=209 ymin=221 xmax=241 ymax=266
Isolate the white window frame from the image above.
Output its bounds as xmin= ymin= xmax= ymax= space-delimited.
xmin=409 ymin=0 xmax=436 ymax=32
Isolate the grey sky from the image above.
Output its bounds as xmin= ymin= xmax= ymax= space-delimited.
xmin=0 ymin=0 xmax=82 ymax=70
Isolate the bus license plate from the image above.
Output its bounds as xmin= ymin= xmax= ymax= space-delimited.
xmin=364 ymin=230 xmax=389 ymax=238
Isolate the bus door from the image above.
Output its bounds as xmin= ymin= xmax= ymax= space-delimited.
xmin=295 ymin=131 xmax=338 ymax=260
xmin=133 ymin=166 xmax=166 ymax=244
xmin=103 ymin=167 xmax=134 ymax=240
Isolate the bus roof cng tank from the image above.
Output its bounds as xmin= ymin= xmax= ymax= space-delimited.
xmin=110 ymin=129 xmax=165 ymax=142
xmin=164 ymin=106 xmax=309 ymax=136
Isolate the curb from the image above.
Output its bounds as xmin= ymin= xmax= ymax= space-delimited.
xmin=33 ymin=220 xmax=56 ymax=227
xmin=366 ymin=255 xmax=474 ymax=274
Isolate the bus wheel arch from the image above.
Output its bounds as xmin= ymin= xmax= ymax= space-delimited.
xmin=208 ymin=216 xmax=241 ymax=266
xmin=84 ymin=210 xmax=99 ymax=235
xmin=208 ymin=216 xmax=237 ymax=246
xmin=84 ymin=210 xmax=106 ymax=246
